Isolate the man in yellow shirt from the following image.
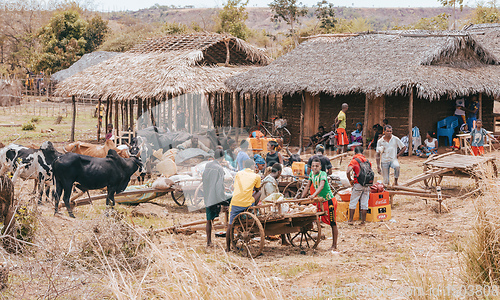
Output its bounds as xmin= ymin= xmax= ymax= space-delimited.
xmin=226 ymin=159 xmax=261 ymax=252
xmin=335 ymin=103 xmax=349 ymax=154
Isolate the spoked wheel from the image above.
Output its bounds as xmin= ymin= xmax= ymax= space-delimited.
xmin=286 ymin=217 xmax=322 ymax=249
xmin=171 ymin=190 xmax=185 ymax=206
xmin=283 ymin=181 xmax=300 ymax=198
xmin=423 ymin=174 xmax=443 ymax=188
xmin=231 ymin=212 xmax=265 ymax=258
xmin=275 ymin=127 xmax=291 ymax=147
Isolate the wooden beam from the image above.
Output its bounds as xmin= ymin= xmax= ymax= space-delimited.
xmin=363 ymin=93 xmax=370 ymax=147
xmin=97 ymin=97 xmax=102 ymax=141
xmin=114 ymin=100 xmax=119 ymax=139
xmin=478 ymin=93 xmax=483 ymax=120
xmin=70 ymin=95 xmax=76 ymax=142
xmin=300 ymin=92 xmax=305 ymax=150
xmin=408 ymin=88 xmax=414 ymax=156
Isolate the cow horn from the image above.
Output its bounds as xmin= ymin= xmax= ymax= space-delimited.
xmin=125 ymin=142 xmax=131 ymax=148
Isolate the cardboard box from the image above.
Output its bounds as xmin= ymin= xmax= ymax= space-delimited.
xmin=368 ymin=191 xmax=390 ymax=207
xmin=366 ymin=205 xmax=391 ymax=222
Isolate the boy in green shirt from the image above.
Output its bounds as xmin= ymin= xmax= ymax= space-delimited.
xmin=302 ymin=158 xmax=338 ymax=251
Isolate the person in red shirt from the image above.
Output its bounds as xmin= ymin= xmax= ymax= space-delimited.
xmin=346 ymin=146 xmax=371 ymax=225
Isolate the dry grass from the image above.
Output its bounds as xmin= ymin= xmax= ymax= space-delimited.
xmin=462 ymin=176 xmax=500 ymax=287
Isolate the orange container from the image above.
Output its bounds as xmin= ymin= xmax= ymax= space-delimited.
xmin=338 ymin=191 xmax=351 ymax=202
xmin=336 ymin=201 xmax=359 ymax=222
xmin=292 ymin=162 xmax=305 ymax=176
xmin=368 ymin=191 xmax=390 ymax=207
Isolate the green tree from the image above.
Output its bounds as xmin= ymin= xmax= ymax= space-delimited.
xmin=216 ymin=0 xmax=249 ymax=40
xmin=84 ymin=15 xmax=109 ymax=52
xmin=162 ymin=22 xmax=190 ymax=35
xmin=394 ymin=13 xmax=450 ymax=30
xmin=438 ymin=0 xmax=463 ymax=29
xmin=314 ymin=0 xmax=336 ymax=33
xmin=34 ymin=10 xmax=87 ymax=73
xmin=269 ymin=0 xmax=308 ymax=45
xmin=469 ymin=4 xmax=500 ymax=24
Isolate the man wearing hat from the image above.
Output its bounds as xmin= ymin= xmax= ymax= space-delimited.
xmin=306 ymin=144 xmax=333 ymax=175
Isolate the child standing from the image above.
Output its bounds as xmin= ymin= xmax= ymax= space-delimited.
xmin=470 ymin=120 xmax=498 ymax=156
xmin=302 ymin=157 xmax=338 ymax=251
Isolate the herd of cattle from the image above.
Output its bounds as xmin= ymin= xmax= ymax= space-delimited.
xmin=0 ymin=138 xmax=145 ymax=218
xmin=0 ymin=127 xmax=301 ymax=219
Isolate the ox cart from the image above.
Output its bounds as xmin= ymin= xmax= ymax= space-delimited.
xmin=402 ymin=152 xmax=497 ymax=188
xmin=157 ymin=197 xmax=327 ymax=258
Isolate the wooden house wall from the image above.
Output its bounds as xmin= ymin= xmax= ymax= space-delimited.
xmin=282 ymin=93 xmax=302 ymax=146
xmin=482 ymin=95 xmax=494 ymax=132
xmin=319 ymin=93 xmax=365 ymax=134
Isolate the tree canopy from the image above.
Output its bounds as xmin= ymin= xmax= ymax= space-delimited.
xmin=216 ymin=0 xmax=250 ymax=40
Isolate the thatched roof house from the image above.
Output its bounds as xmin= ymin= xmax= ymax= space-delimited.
xmin=51 ymin=51 xmax=119 ymax=83
xmin=226 ymin=31 xmax=500 ymax=148
xmin=56 ymin=33 xmax=270 ymax=100
xmin=54 ymin=33 xmax=272 ymax=140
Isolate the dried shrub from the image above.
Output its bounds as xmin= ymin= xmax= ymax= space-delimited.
xmin=78 ymin=212 xmax=149 ymax=271
xmin=54 ymin=115 xmax=63 ymax=124
xmin=21 ymin=122 xmax=35 ymax=131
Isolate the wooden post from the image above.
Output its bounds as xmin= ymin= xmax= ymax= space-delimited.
xmin=70 ymin=96 xmax=76 ymax=142
xmin=363 ymin=93 xmax=370 ymax=147
xmin=114 ymin=100 xmax=119 ymax=139
xmin=137 ymin=98 xmax=142 ymax=121
xmin=300 ymin=92 xmax=305 ymax=150
xmin=478 ymin=93 xmax=482 ymax=120
xmin=129 ymin=99 xmax=134 ymax=132
xmin=105 ymin=99 xmax=110 ymax=129
xmin=97 ymin=97 xmax=102 ymax=141
xmin=408 ymin=88 xmax=414 ymax=156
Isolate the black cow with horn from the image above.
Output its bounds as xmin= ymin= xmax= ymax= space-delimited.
xmin=52 ymin=149 xmax=144 ymax=218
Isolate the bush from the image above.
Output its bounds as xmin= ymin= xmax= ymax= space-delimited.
xmin=30 ymin=117 xmax=40 ymax=123
xmin=54 ymin=116 xmax=63 ymax=124
xmin=21 ymin=122 xmax=36 ymax=131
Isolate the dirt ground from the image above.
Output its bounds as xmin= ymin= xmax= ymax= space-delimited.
xmin=0 ymin=102 xmax=497 ymax=299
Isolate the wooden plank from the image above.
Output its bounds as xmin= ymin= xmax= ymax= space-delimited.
xmin=423 ymin=151 xmax=456 ymax=164
xmin=70 ymin=96 xmax=76 ymax=142
xmin=388 ymin=185 xmax=432 ymax=193
xmin=479 ymin=93 xmax=483 ymax=120
xmin=402 ymin=168 xmax=452 ymax=186
xmin=363 ymin=93 xmax=369 ymax=147
xmin=299 ymin=92 xmax=305 ymax=150
xmin=388 ymin=190 xmax=451 ymax=198
xmin=408 ymin=88 xmax=414 ymax=156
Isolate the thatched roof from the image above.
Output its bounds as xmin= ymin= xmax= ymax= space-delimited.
xmin=51 ymin=51 xmax=119 ymax=82
xmin=55 ymin=33 xmax=271 ymax=100
xmin=464 ymin=23 xmax=500 ymax=60
xmin=226 ymin=31 xmax=500 ymax=100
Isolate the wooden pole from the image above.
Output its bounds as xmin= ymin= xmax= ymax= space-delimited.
xmin=478 ymin=93 xmax=483 ymax=120
xmin=363 ymin=93 xmax=370 ymax=148
xmin=408 ymin=88 xmax=414 ymax=156
xmin=70 ymin=96 xmax=76 ymax=142
xmin=129 ymin=99 xmax=134 ymax=132
xmin=300 ymin=92 xmax=305 ymax=150
xmin=97 ymin=98 xmax=102 ymax=141
xmin=114 ymin=100 xmax=119 ymax=139
xmin=137 ymin=98 xmax=142 ymax=122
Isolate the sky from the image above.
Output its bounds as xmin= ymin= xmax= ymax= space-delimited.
xmin=94 ymin=0 xmax=478 ymax=12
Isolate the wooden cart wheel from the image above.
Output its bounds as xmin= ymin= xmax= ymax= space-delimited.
xmin=171 ymin=190 xmax=185 ymax=206
xmin=230 ymin=212 xmax=265 ymax=258
xmin=282 ymin=181 xmax=299 ymax=198
xmin=286 ymin=217 xmax=322 ymax=249
xmin=423 ymin=174 xmax=443 ymax=188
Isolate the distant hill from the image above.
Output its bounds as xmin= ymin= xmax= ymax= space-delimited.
xmin=106 ymin=6 xmax=475 ymax=33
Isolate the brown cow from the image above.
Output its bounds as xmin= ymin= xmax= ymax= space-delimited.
xmin=64 ymin=140 xmax=130 ymax=158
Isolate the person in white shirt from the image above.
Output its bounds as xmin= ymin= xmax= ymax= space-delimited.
xmin=454 ymin=98 xmax=466 ymax=126
xmin=376 ymin=125 xmax=407 ymax=186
